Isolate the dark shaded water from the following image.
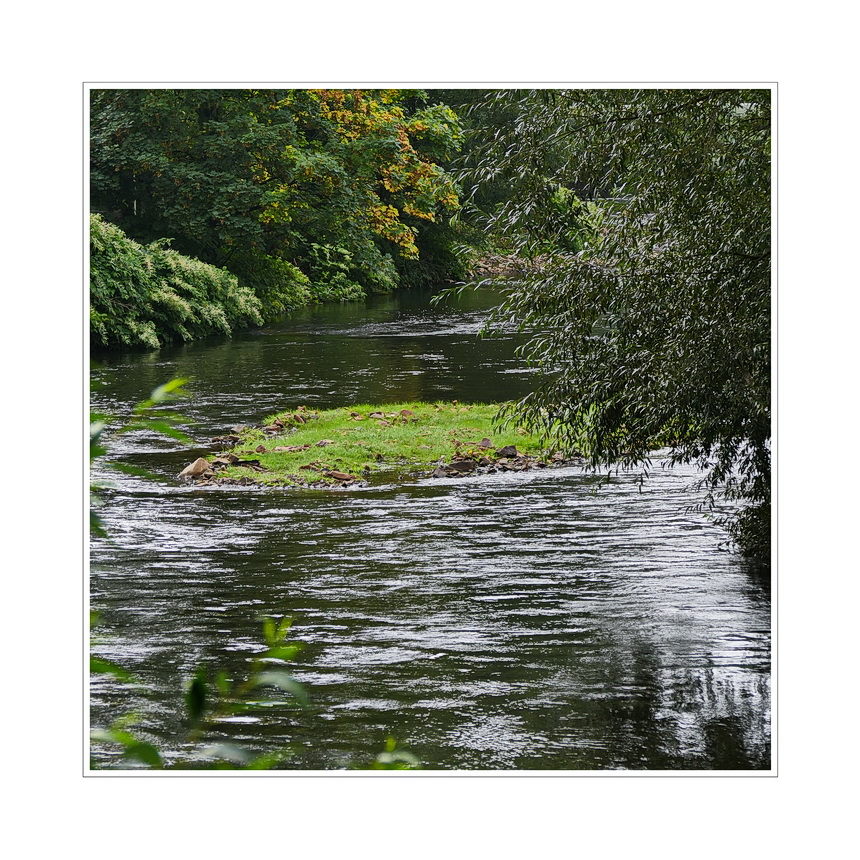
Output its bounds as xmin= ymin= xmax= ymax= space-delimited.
xmin=90 ymin=288 xmax=771 ymax=770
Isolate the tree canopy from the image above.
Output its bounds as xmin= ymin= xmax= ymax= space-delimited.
xmin=91 ymin=88 xmax=463 ymax=316
xmin=458 ymin=89 xmax=771 ymax=561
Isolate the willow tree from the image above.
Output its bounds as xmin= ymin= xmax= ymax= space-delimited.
xmin=461 ymin=89 xmax=771 ymax=562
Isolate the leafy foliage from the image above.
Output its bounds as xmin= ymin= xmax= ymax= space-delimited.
xmin=367 ymin=736 xmax=421 ymax=770
xmin=91 ymin=613 xmax=306 ymax=770
xmin=428 ymin=88 xmax=527 ymax=258
xmin=90 ymin=377 xmax=193 ymax=536
xmin=456 ymin=89 xmax=771 ymax=561
xmin=90 ymin=382 xmax=308 ymax=768
xmin=91 ymin=89 xmax=463 ymax=319
xmin=90 ymin=214 xmax=263 ymax=349
xmin=90 ymin=380 xmax=421 ymax=770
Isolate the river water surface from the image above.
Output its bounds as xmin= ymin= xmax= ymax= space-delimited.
xmin=90 ymin=288 xmax=771 ymax=771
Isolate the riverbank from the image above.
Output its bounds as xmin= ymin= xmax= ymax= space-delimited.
xmin=178 ymin=402 xmax=583 ymax=487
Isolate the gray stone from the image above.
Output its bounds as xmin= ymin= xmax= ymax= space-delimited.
xmin=179 ymin=457 xmax=212 ymax=478
xmin=448 ymin=459 xmax=478 ymax=473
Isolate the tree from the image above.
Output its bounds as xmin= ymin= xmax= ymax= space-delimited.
xmin=91 ymin=89 xmax=462 ymax=317
xmin=459 ymin=89 xmax=771 ymax=562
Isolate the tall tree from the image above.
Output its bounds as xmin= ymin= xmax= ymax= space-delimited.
xmin=91 ymin=89 xmax=462 ymax=314
xmin=460 ymin=89 xmax=771 ymax=561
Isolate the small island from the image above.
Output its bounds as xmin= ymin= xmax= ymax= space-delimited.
xmin=179 ymin=402 xmax=582 ymax=487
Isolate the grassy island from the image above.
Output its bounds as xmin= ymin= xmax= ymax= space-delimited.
xmin=182 ymin=402 xmax=578 ymax=488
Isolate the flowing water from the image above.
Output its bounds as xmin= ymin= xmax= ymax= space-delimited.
xmin=90 ymin=288 xmax=771 ymax=771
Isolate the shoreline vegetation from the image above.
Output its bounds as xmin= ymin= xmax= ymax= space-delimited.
xmin=90 ymin=89 xmax=467 ymax=352
xmin=90 ymin=87 xmax=769 ymax=560
xmin=88 ymin=212 xmax=512 ymax=353
xmin=178 ymin=402 xmax=586 ymax=488
xmin=90 ymin=214 xmax=265 ymax=350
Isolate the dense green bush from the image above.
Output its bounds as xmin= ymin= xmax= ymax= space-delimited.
xmin=226 ymin=243 xmax=389 ymax=322
xmin=227 ymin=252 xmax=313 ymax=320
xmin=90 ymin=214 xmax=263 ymax=349
xmin=304 ymin=243 xmax=371 ymax=304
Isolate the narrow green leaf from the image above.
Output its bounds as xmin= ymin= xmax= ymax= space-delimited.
xmin=372 ymin=750 xmax=421 ymax=769
xmin=200 ymin=743 xmax=254 ymax=766
xmin=263 ymin=644 xmax=303 ymax=662
xmin=90 ymin=420 xmax=108 ymax=442
xmin=252 ymin=671 xmax=309 ymax=705
xmin=245 ymin=747 xmax=294 ymax=770
xmin=121 ymin=419 xmax=193 ymax=444
xmin=214 ymin=670 xmax=231 ymax=697
xmin=276 ymin=616 xmax=293 ymax=640
xmin=152 ymin=378 xmax=190 ymax=399
xmin=90 ymin=510 xmax=108 ymax=538
xmin=135 ymin=378 xmax=190 ymax=413
xmin=90 ymin=729 xmax=118 ymax=744
xmin=90 ymin=656 xmax=136 ymax=683
xmin=122 ymin=742 xmax=163 ymax=768
xmin=105 ymin=462 xmax=165 ymax=482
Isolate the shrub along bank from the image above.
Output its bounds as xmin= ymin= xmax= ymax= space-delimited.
xmin=90 ymin=214 xmax=264 ymax=350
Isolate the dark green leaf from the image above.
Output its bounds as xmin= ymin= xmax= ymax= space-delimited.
xmin=185 ymin=667 xmax=208 ymax=722
xmin=90 ymin=656 xmax=136 ymax=683
xmin=122 ymin=742 xmax=163 ymax=768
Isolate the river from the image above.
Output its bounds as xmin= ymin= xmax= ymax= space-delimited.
xmin=89 ymin=287 xmax=771 ymax=770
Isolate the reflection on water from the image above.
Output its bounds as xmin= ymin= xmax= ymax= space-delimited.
xmin=90 ymin=288 xmax=771 ymax=770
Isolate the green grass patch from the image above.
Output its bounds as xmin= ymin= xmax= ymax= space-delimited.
xmin=214 ymin=402 xmax=549 ymax=487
